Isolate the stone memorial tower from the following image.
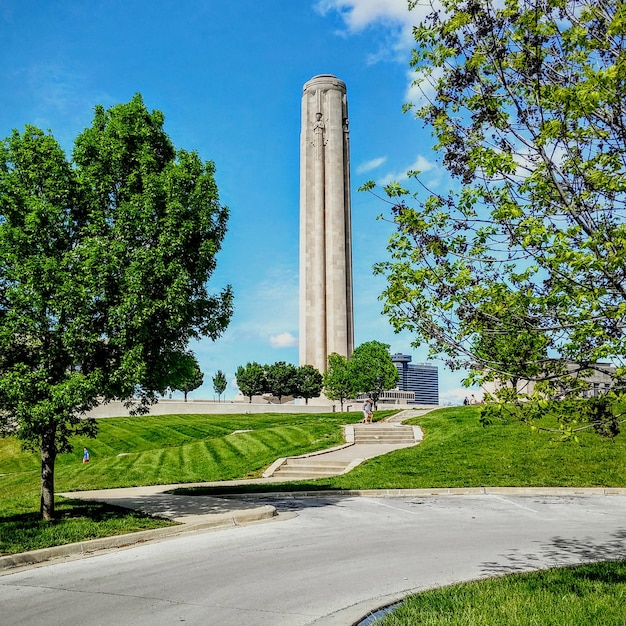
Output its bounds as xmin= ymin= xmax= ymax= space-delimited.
xmin=299 ymin=74 xmax=354 ymax=373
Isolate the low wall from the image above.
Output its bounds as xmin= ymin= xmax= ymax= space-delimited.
xmin=87 ymin=399 xmax=350 ymax=418
xmin=85 ymin=399 xmax=434 ymax=418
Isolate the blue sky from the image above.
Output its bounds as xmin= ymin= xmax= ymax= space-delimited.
xmin=0 ymin=0 xmax=471 ymax=404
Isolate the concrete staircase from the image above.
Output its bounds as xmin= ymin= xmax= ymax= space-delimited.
xmin=269 ymin=457 xmax=353 ymax=480
xmin=352 ymin=424 xmax=416 ymax=445
xmin=265 ymin=419 xmax=421 ymax=480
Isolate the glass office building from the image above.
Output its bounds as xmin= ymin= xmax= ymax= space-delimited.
xmin=391 ymin=353 xmax=439 ymax=405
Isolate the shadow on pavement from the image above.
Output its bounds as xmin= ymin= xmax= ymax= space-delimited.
xmin=480 ymin=528 xmax=626 ymax=577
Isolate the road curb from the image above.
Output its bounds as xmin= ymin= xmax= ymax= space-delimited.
xmin=0 ymin=504 xmax=277 ymax=575
xmin=212 ymin=486 xmax=626 ymax=498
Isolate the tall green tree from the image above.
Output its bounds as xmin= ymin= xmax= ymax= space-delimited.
xmin=366 ymin=0 xmax=626 ymax=433
xmin=0 ymin=94 xmax=233 ymax=518
xmin=264 ymin=361 xmax=298 ymax=404
xmin=295 ymin=364 xmax=323 ymax=404
xmin=235 ymin=362 xmax=266 ymax=403
xmin=322 ymin=353 xmax=355 ymax=411
xmin=212 ymin=369 xmax=227 ymax=402
xmin=349 ymin=341 xmax=399 ymax=408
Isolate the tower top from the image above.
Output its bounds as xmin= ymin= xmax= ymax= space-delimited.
xmin=303 ymin=74 xmax=346 ymax=93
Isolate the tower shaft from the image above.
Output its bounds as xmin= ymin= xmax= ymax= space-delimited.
xmin=299 ymin=74 xmax=354 ymax=372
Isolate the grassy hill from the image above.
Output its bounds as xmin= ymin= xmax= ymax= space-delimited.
xmin=1 ymin=406 xmax=625 ymax=554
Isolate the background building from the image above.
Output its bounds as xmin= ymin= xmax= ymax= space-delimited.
xmin=391 ymin=353 xmax=439 ymax=405
xmin=481 ymin=361 xmax=617 ymax=398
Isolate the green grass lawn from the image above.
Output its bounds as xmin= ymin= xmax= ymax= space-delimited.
xmin=328 ymin=404 xmax=626 ymax=489
xmin=186 ymin=405 xmax=626 ymax=495
xmin=378 ymin=560 xmax=626 ymax=626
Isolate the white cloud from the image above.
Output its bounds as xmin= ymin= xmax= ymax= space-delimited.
xmin=377 ymin=153 xmax=437 ymax=186
xmin=269 ymin=332 xmax=299 ymax=348
xmin=439 ymin=386 xmax=483 ymax=406
xmin=316 ymin=1 xmax=443 ymax=106
xmin=356 ymin=156 xmax=387 ymax=174
xmin=404 ymin=65 xmax=444 ymax=110
xmin=316 ymin=0 xmax=415 ymax=34
xmin=316 ymin=0 xmax=424 ymax=62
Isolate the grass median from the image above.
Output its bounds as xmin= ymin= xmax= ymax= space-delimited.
xmin=377 ymin=560 xmax=626 ymax=625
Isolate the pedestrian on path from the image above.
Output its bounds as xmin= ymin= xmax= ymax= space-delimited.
xmin=362 ymin=398 xmax=373 ymax=423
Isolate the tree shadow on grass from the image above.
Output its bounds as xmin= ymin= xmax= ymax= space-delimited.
xmin=0 ymin=501 xmax=171 ymax=556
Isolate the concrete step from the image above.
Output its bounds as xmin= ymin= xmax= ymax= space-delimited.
xmin=282 ymin=459 xmax=348 ymax=470
xmin=264 ymin=422 xmax=423 ymax=479
xmin=353 ymin=426 xmax=416 ymax=444
xmin=353 ymin=425 xmax=413 ymax=431
xmin=353 ymin=425 xmax=413 ymax=430
xmin=272 ymin=469 xmax=345 ymax=478
xmin=271 ymin=458 xmax=352 ymax=478
xmin=353 ymin=427 xmax=414 ymax=434
xmin=354 ymin=437 xmax=415 ymax=444
xmin=354 ymin=428 xmax=414 ymax=439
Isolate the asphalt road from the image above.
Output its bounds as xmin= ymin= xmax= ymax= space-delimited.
xmin=2 ymin=494 xmax=626 ymax=626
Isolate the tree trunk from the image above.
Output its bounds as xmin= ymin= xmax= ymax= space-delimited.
xmin=184 ymin=390 xmax=188 ymax=402
xmin=40 ymin=428 xmax=57 ymax=520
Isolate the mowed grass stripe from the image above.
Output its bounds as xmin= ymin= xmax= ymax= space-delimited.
xmin=65 ymin=412 xmax=358 ymax=463
xmin=52 ymin=416 xmax=352 ymax=491
xmin=252 ymin=424 xmax=345 ymax=455
xmin=0 ymin=439 xmax=39 ymax=474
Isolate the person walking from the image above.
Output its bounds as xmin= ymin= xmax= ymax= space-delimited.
xmin=362 ymin=398 xmax=373 ymax=423
xmin=82 ymin=447 xmax=90 ymax=463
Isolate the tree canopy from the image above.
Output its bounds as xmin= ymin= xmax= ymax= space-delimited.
xmin=322 ymin=353 xmax=355 ymax=411
xmin=235 ymin=362 xmax=266 ymax=403
xmin=322 ymin=342 xmax=399 ymax=410
xmin=234 ymin=361 xmax=322 ymax=404
xmin=365 ymin=0 xmax=626 ymax=434
xmin=0 ymin=94 xmax=233 ymax=517
xmin=295 ymin=364 xmax=323 ymax=404
xmin=349 ymin=341 xmax=399 ymax=407
xmin=168 ymin=352 xmax=204 ymax=402
xmin=264 ymin=361 xmax=298 ymax=403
